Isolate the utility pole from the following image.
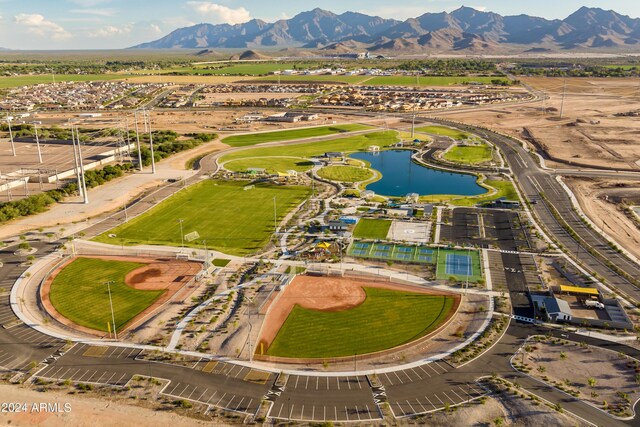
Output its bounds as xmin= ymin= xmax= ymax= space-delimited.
xmin=105 ymin=281 xmax=117 ymax=340
xmin=560 ymin=77 xmax=567 ymax=119
xmin=70 ymin=126 xmax=84 ymax=198
xmin=6 ymin=116 xmax=16 ymax=156
xmin=134 ymin=110 xmax=143 ymax=171
xmin=33 ymin=123 xmax=43 ymax=163
xmin=75 ymin=127 xmax=89 ymax=204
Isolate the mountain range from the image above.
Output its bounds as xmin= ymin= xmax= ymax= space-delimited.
xmin=132 ymin=6 xmax=640 ymax=52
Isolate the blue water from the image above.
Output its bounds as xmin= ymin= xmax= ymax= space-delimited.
xmin=350 ymin=150 xmax=486 ymax=197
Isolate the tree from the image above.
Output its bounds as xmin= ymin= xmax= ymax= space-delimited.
xmin=559 ymin=351 xmax=567 ymax=360
xmin=588 ymin=377 xmax=596 ymax=387
xmin=537 ymin=365 xmax=546 ymax=374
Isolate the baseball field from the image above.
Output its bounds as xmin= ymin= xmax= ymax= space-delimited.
xmin=260 ymin=275 xmax=457 ymax=359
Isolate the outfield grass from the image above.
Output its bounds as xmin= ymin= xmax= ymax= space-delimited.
xmin=221 ymin=124 xmax=371 ymax=147
xmin=266 ymin=287 xmax=455 ymax=358
xmin=223 ymin=157 xmax=314 ymax=173
xmin=353 ymin=218 xmax=392 ymax=240
xmin=49 ymin=257 xmax=163 ymax=332
xmin=435 ymin=249 xmax=483 ymax=282
xmin=220 ymin=131 xmax=399 ymax=164
xmin=444 ymin=143 xmax=493 ymax=165
xmin=415 ymin=125 xmax=470 ymax=140
xmin=93 ymin=180 xmax=311 ymax=256
xmin=365 ymin=76 xmax=510 ymax=86
xmin=317 ymin=166 xmax=373 ymax=183
xmin=0 ymin=74 xmax=128 ymax=89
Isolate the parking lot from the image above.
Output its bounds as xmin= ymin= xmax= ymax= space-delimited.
xmin=35 ymin=343 xmax=141 ymax=386
xmin=378 ymin=362 xmax=487 ymax=418
xmin=269 ymin=374 xmax=381 ymax=422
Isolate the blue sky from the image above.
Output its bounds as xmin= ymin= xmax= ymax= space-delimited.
xmin=0 ymin=0 xmax=639 ymax=49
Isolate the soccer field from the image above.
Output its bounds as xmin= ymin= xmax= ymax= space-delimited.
xmin=266 ymin=287 xmax=455 ymax=358
xmin=352 ymin=218 xmax=392 ymax=239
xmin=221 ymin=124 xmax=371 ymax=147
xmin=93 ymin=180 xmax=311 ymax=255
xmin=49 ymin=257 xmax=163 ymax=332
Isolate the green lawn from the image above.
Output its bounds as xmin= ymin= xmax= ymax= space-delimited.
xmin=353 ymin=218 xmax=392 ymax=240
xmin=415 ymin=125 xmax=470 ymax=140
xmin=220 ymin=131 xmax=399 ymax=163
xmin=221 ymin=124 xmax=371 ymax=147
xmin=365 ymin=76 xmax=510 ymax=87
xmin=49 ymin=257 xmax=164 ymax=332
xmin=266 ymin=287 xmax=455 ymax=358
xmin=257 ymin=75 xmax=372 ymax=84
xmin=450 ymin=179 xmax=519 ymax=207
xmin=93 ymin=180 xmax=311 ymax=256
xmin=317 ymin=166 xmax=373 ymax=183
xmin=444 ymin=143 xmax=493 ymax=164
xmin=223 ymin=157 xmax=314 ymax=173
xmin=0 ymin=74 xmax=128 ymax=89
xmin=435 ymin=249 xmax=483 ymax=283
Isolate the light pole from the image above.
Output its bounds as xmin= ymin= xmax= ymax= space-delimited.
xmin=33 ymin=123 xmax=43 ymax=163
xmin=178 ymin=219 xmax=184 ymax=250
xmin=273 ymin=196 xmax=277 ymax=235
xmin=105 ymin=281 xmax=117 ymax=340
xmin=75 ymin=127 xmax=89 ymax=204
xmin=6 ymin=116 xmax=16 ymax=156
xmin=134 ymin=110 xmax=143 ymax=171
xmin=145 ymin=109 xmax=156 ymax=174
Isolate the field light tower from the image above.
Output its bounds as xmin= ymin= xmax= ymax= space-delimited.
xmin=105 ymin=281 xmax=117 ymax=340
xmin=33 ymin=123 xmax=43 ymax=163
xmin=133 ymin=110 xmax=143 ymax=171
xmin=144 ymin=108 xmax=156 ymax=174
xmin=6 ymin=116 xmax=16 ymax=156
xmin=178 ymin=219 xmax=184 ymax=250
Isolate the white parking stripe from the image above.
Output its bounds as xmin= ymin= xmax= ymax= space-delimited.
xmin=392 ymin=371 xmax=404 ymax=384
xmin=441 ymin=390 xmax=455 ymax=404
xmin=234 ymin=397 xmax=245 ymax=411
xmin=394 ymin=402 xmax=406 ymax=416
xmin=383 ymin=373 xmax=394 ymax=385
xmin=196 ymin=388 xmax=208 ymax=402
xmin=214 ymin=393 xmax=227 ymax=406
xmin=423 ymin=395 xmax=436 ymax=409
xmin=205 ymin=391 xmax=218 ymax=404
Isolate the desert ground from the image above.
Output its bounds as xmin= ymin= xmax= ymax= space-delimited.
xmin=441 ymin=77 xmax=640 ymax=171
xmin=564 ymin=177 xmax=640 ymax=261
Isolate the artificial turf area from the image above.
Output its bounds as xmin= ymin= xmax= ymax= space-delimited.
xmin=435 ymin=249 xmax=483 ymax=282
xmin=443 ymin=143 xmax=493 ymax=165
xmin=317 ymin=165 xmax=373 ymax=183
xmin=415 ymin=125 xmax=470 ymax=140
xmin=49 ymin=257 xmax=163 ymax=332
xmin=93 ymin=180 xmax=311 ymax=256
xmin=221 ymin=124 xmax=371 ymax=147
xmin=353 ymin=218 xmax=392 ymax=240
xmin=266 ymin=287 xmax=455 ymax=358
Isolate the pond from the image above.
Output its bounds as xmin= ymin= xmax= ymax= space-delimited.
xmin=350 ymin=150 xmax=486 ymax=197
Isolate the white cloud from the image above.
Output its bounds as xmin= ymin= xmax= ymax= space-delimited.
xmin=187 ymin=1 xmax=251 ymax=24
xmin=14 ymin=14 xmax=72 ymax=40
xmin=149 ymin=24 xmax=162 ymax=35
xmin=89 ymin=24 xmax=132 ymax=38
xmin=68 ymin=0 xmax=112 ymax=6
xmin=70 ymin=8 xmax=117 ymax=17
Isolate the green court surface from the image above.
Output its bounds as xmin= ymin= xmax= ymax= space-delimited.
xmin=348 ymin=243 xmax=483 ymax=283
xmin=49 ymin=257 xmax=164 ymax=332
xmin=352 ymin=219 xmax=392 ymax=240
xmin=435 ymin=249 xmax=483 ymax=282
xmin=93 ymin=180 xmax=311 ymax=256
xmin=266 ymin=287 xmax=455 ymax=358
xmin=221 ymin=124 xmax=371 ymax=147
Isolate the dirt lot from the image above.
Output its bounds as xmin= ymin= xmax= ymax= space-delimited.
xmin=0 ymin=382 xmax=233 ymax=427
xmin=517 ymin=336 xmax=640 ymax=418
xmin=564 ymin=177 xmax=640 ymax=261
xmin=41 ymin=255 xmax=202 ymax=338
xmin=441 ymin=77 xmax=640 ymax=170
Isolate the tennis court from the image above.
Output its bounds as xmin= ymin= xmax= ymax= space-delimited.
xmin=435 ymin=249 xmax=482 ymax=282
xmin=347 ymin=242 xmax=432 ymax=264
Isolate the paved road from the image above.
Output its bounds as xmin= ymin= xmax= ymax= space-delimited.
xmin=426 ymin=117 xmax=640 ymax=304
xmin=1 ymin=116 xmax=640 ymax=424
